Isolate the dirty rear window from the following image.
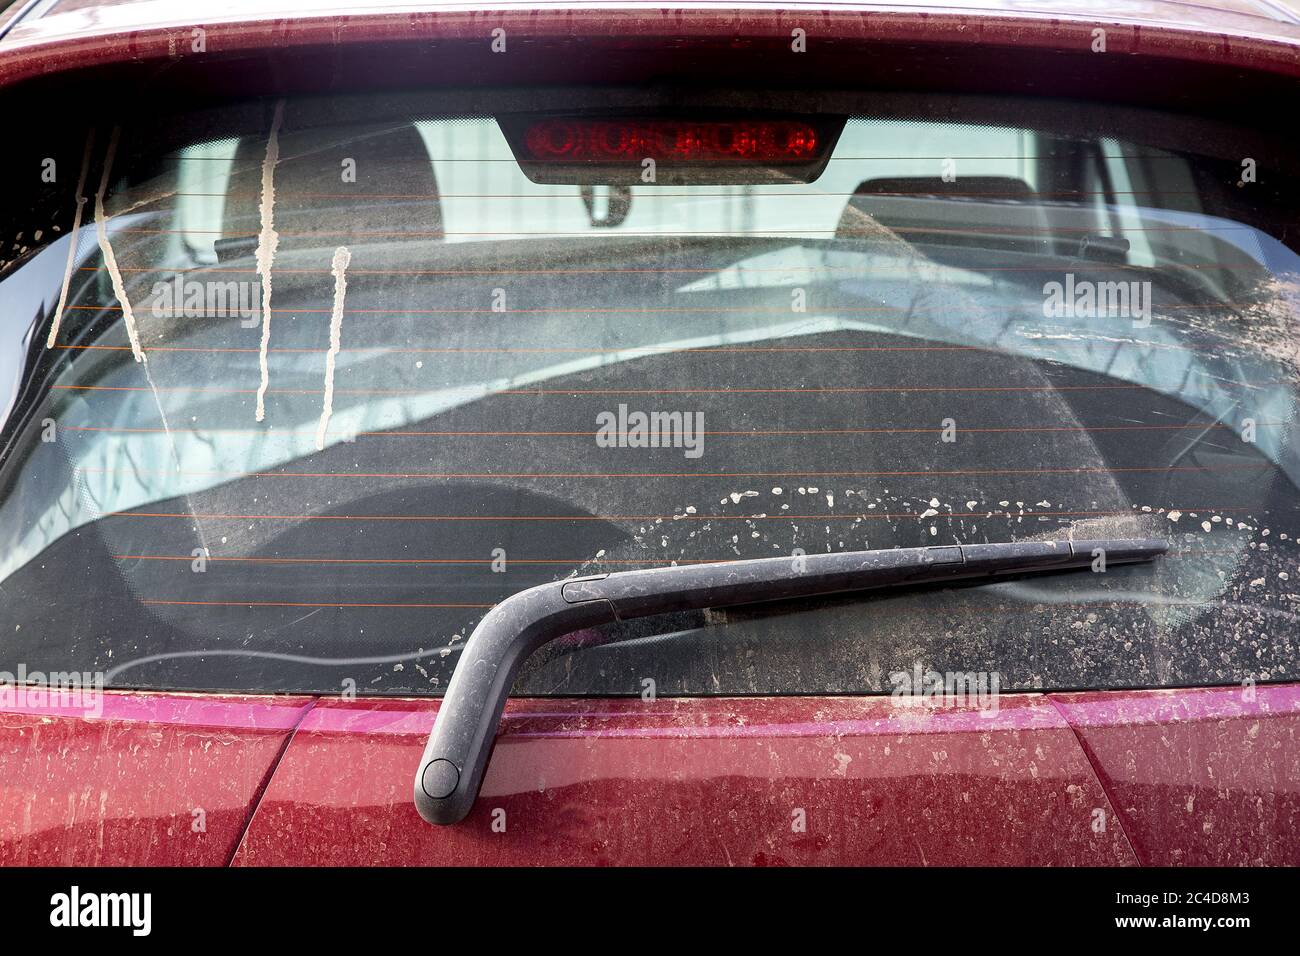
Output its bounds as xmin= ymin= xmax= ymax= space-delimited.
xmin=0 ymin=90 xmax=1297 ymax=697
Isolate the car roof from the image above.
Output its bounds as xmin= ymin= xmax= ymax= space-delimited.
xmin=4 ymin=0 xmax=1300 ymax=50
xmin=1 ymin=0 xmax=1298 ymax=95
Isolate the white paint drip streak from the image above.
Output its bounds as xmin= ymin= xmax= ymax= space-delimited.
xmin=89 ymin=127 xmax=193 ymax=492
xmin=92 ymin=127 xmax=144 ymax=363
xmin=316 ymin=246 xmax=351 ymax=450
xmin=47 ymin=129 xmax=97 ymax=349
xmin=254 ymin=99 xmax=285 ymax=423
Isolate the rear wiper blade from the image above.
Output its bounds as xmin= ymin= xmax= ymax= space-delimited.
xmin=414 ymin=537 xmax=1165 ymax=825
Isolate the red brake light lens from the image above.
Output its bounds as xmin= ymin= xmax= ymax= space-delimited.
xmin=501 ymin=114 xmax=845 ymax=184
xmin=522 ymin=118 xmax=820 ymax=164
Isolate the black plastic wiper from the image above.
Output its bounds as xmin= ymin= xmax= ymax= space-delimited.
xmin=414 ymin=537 xmax=1165 ymax=825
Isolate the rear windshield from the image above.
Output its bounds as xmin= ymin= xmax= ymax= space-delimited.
xmin=1 ymin=90 xmax=1297 ymax=697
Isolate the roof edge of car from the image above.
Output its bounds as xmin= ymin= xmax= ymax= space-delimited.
xmin=0 ymin=4 xmax=1298 ymax=99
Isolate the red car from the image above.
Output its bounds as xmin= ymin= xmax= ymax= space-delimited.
xmin=0 ymin=0 xmax=1297 ymax=871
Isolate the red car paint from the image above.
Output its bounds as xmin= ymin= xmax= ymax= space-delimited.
xmin=1054 ymin=686 xmax=1300 ymax=866
xmin=4 ymin=687 xmax=1297 ymax=865
xmin=228 ymin=688 xmax=1300 ymax=865
xmin=0 ymin=692 xmax=312 ymax=866
xmin=0 ymin=2 xmax=1298 ymax=867
xmin=2 ymin=2 xmax=1300 ymax=102
xmin=234 ymin=694 xmax=1140 ymax=866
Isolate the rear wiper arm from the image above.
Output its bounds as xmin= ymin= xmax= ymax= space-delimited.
xmin=414 ymin=537 xmax=1165 ymax=825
